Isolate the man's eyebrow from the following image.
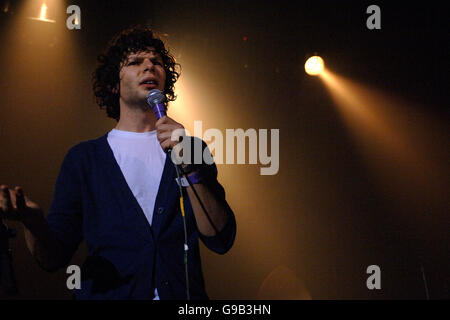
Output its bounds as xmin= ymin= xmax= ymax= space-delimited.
xmin=126 ymin=53 xmax=163 ymax=62
xmin=150 ymin=52 xmax=163 ymax=61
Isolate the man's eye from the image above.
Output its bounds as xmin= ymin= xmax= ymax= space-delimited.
xmin=128 ymin=61 xmax=137 ymax=65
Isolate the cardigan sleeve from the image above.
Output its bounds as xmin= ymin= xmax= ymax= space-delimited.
xmin=193 ymin=138 xmax=237 ymax=254
xmin=46 ymin=147 xmax=84 ymax=268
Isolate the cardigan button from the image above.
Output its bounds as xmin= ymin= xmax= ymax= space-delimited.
xmin=157 ymin=207 xmax=164 ymax=214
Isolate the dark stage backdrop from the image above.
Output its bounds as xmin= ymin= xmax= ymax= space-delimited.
xmin=0 ymin=0 xmax=448 ymax=299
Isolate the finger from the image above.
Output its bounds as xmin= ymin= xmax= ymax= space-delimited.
xmin=0 ymin=185 xmax=7 ymax=201
xmin=0 ymin=185 xmax=7 ymax=215
xmin=1 ymin=185 xmax=12 ymax=212
xmin=0 ymin=185 xmax=8 ymax=197
xmin=160 ymin=138 xmax=178 ymax=150
xmin=157 ymin=127 xmax=185 ymax=141
xmin=15 ymin=186 xmax=26 ymax=211
xmin=171 ymin=128 xmax=186 ymax=142
xmin=159 ymin=131 xmax=184 ymax=146
xmin=155 ymin=123 xmax=172 ymax=132
xmin=157 ymin=131 xmax=172 ymax=142
xmin=155 ymin=116 xmax=168 ymax=127
xmin=156 ymin=119 xmax=183 ymax=130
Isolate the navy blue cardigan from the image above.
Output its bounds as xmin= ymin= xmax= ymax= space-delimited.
xmin=45 ymin=134 xmax=236 ymax=299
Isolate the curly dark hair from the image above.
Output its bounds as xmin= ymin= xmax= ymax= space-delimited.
xmin=92 ymin=25 xmax=180 ymax=121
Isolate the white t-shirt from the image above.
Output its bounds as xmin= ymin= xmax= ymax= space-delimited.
xmin=107 ymin=128 xmax=166 ymax=300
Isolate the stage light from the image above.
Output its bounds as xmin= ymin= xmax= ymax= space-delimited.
xmin=28 ymin=2 xmax=55 ymax=23
xmin=305 ymin=56 xmax=324 ymax=76
xmin=3 ymin=0 xmax=10 ymax=13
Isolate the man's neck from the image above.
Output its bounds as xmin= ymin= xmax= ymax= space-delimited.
xmin=115 ymin=103 xmax=158 ymax=132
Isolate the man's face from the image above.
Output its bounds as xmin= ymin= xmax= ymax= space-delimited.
xmin=118 ymin=47 xmax=166 ymax=109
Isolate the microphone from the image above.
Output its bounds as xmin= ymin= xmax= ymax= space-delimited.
xmin=146 ymin=89 xmax=167 ymax=120
xmin=146 ymin=89 xmax=172 ymax=154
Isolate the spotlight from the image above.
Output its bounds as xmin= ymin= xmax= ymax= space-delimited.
xmin=3 ymin=0 xmax=10 ymax=13
xmin=305 ymin=56 xmax=325 ymax=76
xmin=28 ymin=3 xmax=55 ymax=23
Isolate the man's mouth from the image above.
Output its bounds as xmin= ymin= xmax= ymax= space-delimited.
xmin=140 ymin=79 xmax=158 ymax=89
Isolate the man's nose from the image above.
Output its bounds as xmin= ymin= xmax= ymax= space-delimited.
xmin=143 ymin=59 xmax=155 ymax=72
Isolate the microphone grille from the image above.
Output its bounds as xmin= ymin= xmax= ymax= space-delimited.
xmin=146 ymin=89 xmax=166 ymax=107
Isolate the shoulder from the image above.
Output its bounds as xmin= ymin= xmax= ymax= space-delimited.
xmin=64 ymin=134 xmax=108 ymax=163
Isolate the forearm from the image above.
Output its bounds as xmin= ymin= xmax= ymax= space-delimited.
xmin=21 ymin=213 xmax=64 ymax=272
xmin=186 ymin=182 xmax=229 ymax=237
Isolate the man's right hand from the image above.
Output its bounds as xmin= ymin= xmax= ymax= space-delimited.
xmin=0 ymin=185 xmax=43 ymax=223
xmin=0 ymin=185 xmax=63 ymax=271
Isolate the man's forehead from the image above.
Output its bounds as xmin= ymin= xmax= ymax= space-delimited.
xmin=126 ymin=48 xmax=161 ymax=59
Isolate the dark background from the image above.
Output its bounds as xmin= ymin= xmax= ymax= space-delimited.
xmin=0 ymin=0 xmax=448 ymax=299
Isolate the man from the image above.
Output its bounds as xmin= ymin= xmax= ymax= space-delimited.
xmin=0 ymin=25 xmax=236 ymax=299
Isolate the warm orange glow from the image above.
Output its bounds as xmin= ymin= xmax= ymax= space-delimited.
xmin=305 ymin=56 xmax=325 ymax=76
xmin=29 ymin=2 xmax=55 ymax=23
xmin=258 ymin=265 xmax=311 ymax=300
xmin=318 ymin=68 xmax=445 ymax=205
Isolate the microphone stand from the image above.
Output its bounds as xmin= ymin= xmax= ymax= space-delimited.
xmin=0 ymin=221 xmax=18 ymax=295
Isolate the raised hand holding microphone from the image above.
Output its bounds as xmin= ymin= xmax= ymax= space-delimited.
xmin=147 ymin=89 xmax=186 ymax=158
